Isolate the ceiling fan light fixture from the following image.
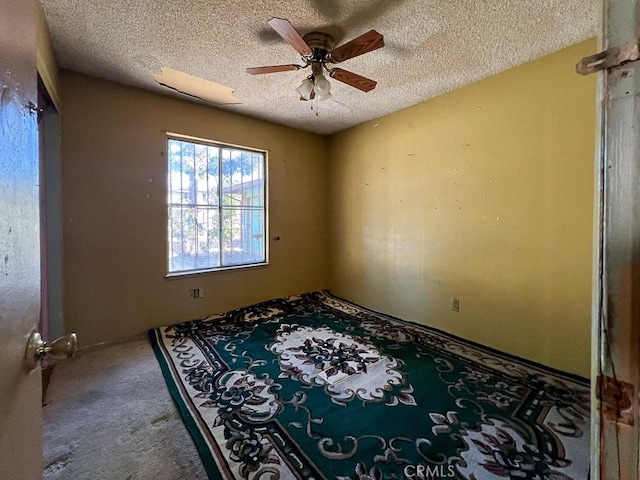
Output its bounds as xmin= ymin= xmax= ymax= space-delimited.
xmin=314 ymin=72 xmax=331 ymax=96
xmin=296 ymin=77 xmax=314 ymax=100
xmin=316 ymin=91 xmax=333 ymax=102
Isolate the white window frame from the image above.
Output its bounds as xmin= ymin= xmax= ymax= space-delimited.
xmin=166 ymin=133 xmax=268 ymax=277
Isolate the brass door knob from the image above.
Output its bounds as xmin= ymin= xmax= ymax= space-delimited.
xmin=24 ymin=332 xmax=77 ymax=371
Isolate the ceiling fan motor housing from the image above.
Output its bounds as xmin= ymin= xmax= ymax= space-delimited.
xmin=303 ymin=32 xmax=335 ymax=62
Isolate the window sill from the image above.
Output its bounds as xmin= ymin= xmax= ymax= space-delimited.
xmin=165 ymin=262 xmax=269 ymax=279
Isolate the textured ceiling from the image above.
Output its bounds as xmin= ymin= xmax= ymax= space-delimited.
xmin=40 ymin=0 xmax=598 ymax=135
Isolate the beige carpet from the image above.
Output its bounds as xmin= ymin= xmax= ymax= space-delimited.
xmin=43 ymin=336 xmax=208 ymax=480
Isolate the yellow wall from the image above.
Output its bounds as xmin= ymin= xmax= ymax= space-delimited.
xmin=37 ymin=3 xmax=60 ymax=108
xmin=327 ymin=40 xmax=596 ymax=377
xmin=61 ymin=71 xmax=329 ymax=346
xmin=60 ymin=41 xmax=596 ymax=374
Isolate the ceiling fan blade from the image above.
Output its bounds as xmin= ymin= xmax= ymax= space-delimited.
xmin=329 ymin=30 xmax=384 ymax=63
xmin=267 ymin=17 xmax=312 ymax=56
xmin=246 ymin=64 xmax=301 ymax=75
xmin=329 ymin=68 xmax=377 ymax=92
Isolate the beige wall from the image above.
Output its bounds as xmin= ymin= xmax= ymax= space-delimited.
xmin=61 ymin=71 xmax=329 ymax=346
xmin=327 ymin=40 xmax=596 ymax=377
xmin=61 ymin=41 xmax=596 ymax=375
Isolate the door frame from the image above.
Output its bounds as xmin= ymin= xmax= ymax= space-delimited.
xmin=591 ymin=0 xmax=640 ymax=478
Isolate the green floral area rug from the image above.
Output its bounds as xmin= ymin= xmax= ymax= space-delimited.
xmin=149 ymin=291 xmax=590 ymax=480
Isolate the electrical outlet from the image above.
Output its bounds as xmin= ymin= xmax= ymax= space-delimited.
xmin=451 ymin=298 xmax=460 ymax=312
xmin=190 ymin=288 xmax=204 ymax=299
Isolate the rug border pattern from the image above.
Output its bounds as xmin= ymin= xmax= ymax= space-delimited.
xmin=149 ymin=290 xmax=589 ymax=480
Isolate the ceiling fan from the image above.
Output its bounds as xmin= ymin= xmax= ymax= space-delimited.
xmin=247 ymin=18 xmax=384 ymax=101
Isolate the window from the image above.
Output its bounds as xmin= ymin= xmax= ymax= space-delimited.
xmin=167 ymin=136 xmax=266 ymax=275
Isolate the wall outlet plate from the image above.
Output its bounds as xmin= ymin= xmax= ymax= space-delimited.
xmin=190 ymin=288 xmax=204 ymax=299
xmin=451 ymin=298 xmax=460 ymax=312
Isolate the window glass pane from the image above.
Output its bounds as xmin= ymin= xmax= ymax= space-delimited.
xmin=250 ymin=153 xmax=264 ymax=207
xmin=183 ymin=142 xmax=197 ymax=205
xmin=194 ymin=143 xmax=207 ymax=206
xmin=220 ymin=149 xmax=265 ymax=207
xmin=168 ymin=140 xmax=184 ymax=204
xmin=168 ymin=137 xmax=265 ymax=274
xmin=220 ymin=149 xmax=237 ymax=206
xmin=168 ymin=205 xmax=197 ymax=272
xmin=195 ymin=206 xmax=220 ymax=269
xmin=236 ymin=152 xmax=264 ymax=207
xmin=206 ymin=146 xmax=219 ymax=205
xmin=221 ymin=208 xmax=265 ymax=266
